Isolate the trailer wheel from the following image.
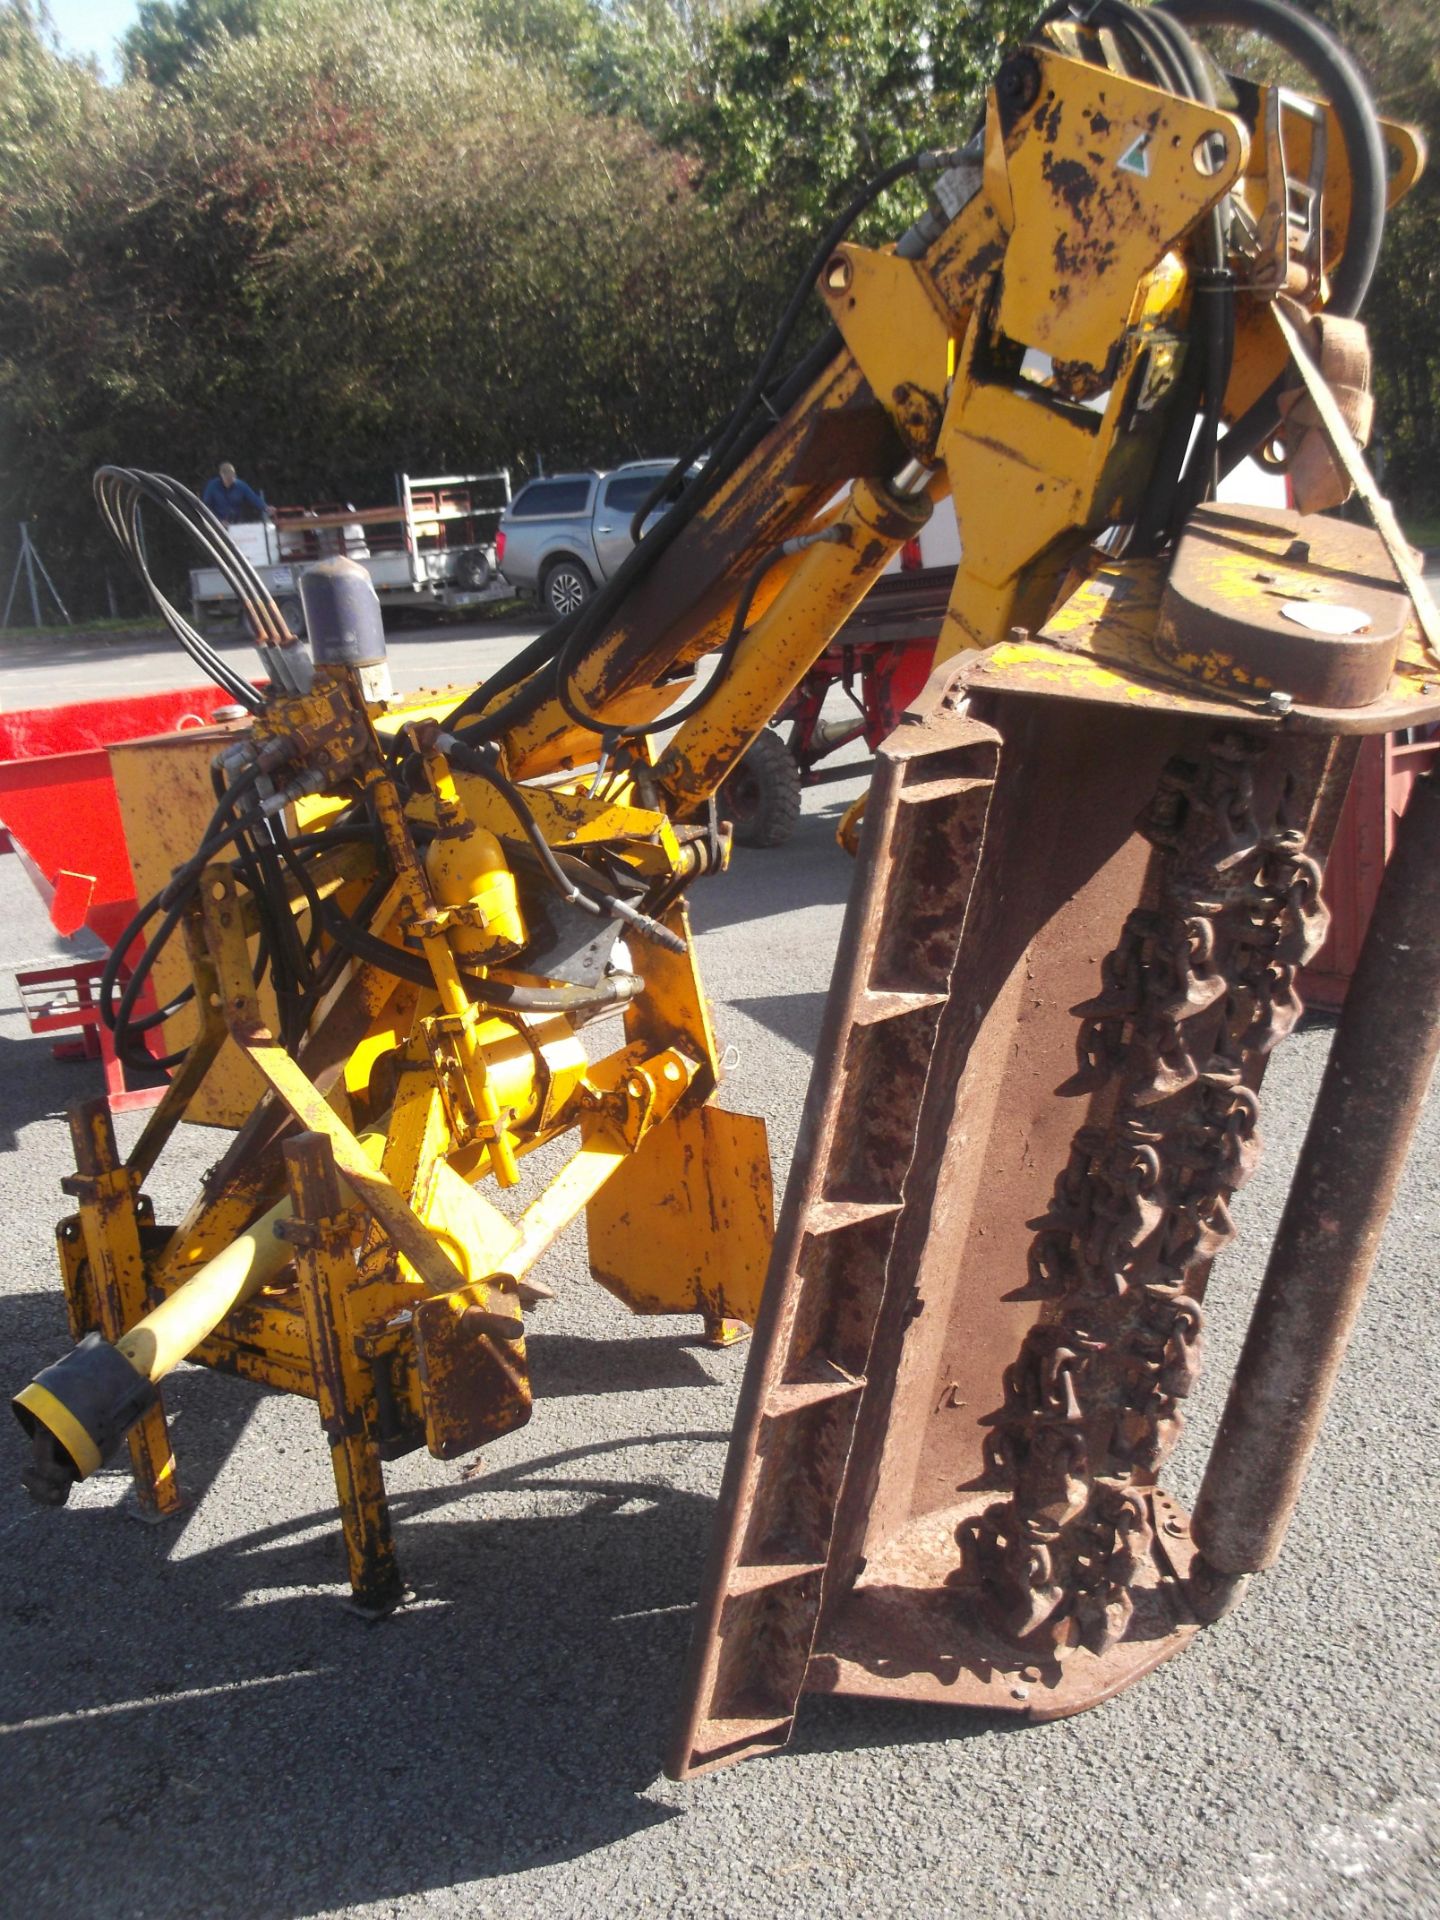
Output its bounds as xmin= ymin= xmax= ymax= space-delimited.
xmin=721 ymin=729 xmax=802 ymax=850
xmin=453 ymin=548 xmax=492 ymax=592
xmin=542 ymin=558 xmax=593 ymax=622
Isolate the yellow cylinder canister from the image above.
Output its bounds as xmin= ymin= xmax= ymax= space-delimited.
xmin=425 ymin=824 xmax=527 ymax=964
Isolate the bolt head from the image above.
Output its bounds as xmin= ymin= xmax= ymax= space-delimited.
xmin=996 ymin=52 xmax=1041 ymax=111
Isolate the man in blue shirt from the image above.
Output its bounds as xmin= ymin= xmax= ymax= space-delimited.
xmin=202 ymin=461 xmax=267 ymax=524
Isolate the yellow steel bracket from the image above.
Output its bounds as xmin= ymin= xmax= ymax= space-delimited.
xmin=280 ymin=1131 xmax=405 ymax=1612
xmin=198 ymin=864 xmax=470 ymax=1298
xmin=990 ymin=48 xmax=1248 ymax=368
xmin=817 ymin=245 xmax=957 ymax=463
xmin=930 ymin=50 xmax=1247 ymax=657
xmin=588 ymin=1100 xmax=774 ymax=1343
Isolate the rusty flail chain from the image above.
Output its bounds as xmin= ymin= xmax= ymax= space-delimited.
xmin=963 ymin=730 xmax=1331 ymax=1657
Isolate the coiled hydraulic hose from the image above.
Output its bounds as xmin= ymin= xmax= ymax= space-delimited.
xmin=1156 ymin=0 xmax=1390 ymax=474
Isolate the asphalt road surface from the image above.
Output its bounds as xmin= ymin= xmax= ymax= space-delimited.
xmin=0 ymin=611 xmax=548 ymax=713
xmin=0 ymin=625 xmax=1436 ymax=1918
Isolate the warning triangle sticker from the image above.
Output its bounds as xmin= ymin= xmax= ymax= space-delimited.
xmin=1117 ymin=132 xmax=1151 ymax=177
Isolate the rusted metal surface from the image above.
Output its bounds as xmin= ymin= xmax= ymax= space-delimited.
xmin=1155 ymin=505 xmax=1409 ymax=707
xmin=971 ymin=543 xmax=1440 ymax=738
xmin=412 ymin=1284 xmax=532 ymax=1464
xmin=671 ymin=671 xmax=1360 ymax=1776
xmin=961 ymin=728 xmax=1332 ymax=1657
xmin=669 ymin=670 xmax=1001 ymax=1777
xmin=588 ymin=1102 xmax=773 ymax=1329
xmin=1191 ymin=765 xmax=1440 ymax=1587
xmin=1300 ymin=733 xmax=1440 ymax=1010
xmin=284 ymin=1133 xmax=404 ymax=1613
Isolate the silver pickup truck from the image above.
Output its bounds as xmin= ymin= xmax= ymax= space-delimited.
xmin=494 ymin=461 xmax=674 ymax=620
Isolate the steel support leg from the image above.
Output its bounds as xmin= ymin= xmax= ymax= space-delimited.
xmin=283 ymin=1132 xmax=404 ymax=1613
xmin=61 ymin=1098 xmax=181 ymax=1519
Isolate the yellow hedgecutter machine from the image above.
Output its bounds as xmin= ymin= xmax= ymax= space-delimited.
xmin=13 ymin=0 xmax=1439 ymax=1776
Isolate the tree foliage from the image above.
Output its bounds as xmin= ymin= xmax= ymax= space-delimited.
xmin=0 ymin=0 xmax=773 ymax=609
xmin=123 ymin=0 xmax=284 ymax=85
xmin=689 ymin=0 xmax=1032 ymax=223
xmin=0 ymin=0 xmax=1435 ymax=619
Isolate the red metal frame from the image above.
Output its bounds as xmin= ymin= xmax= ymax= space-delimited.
xmin=782 ymin=636 xmax=936 ymax=779
xmin=780 ymin=572 xmax=952 ymax=783
xmin=13 ymin=958 xmax=166 ymax=1112
xmin=0 ymin=683 xmax=248 ymax=1111
xmin=1300 ymin=731 xmax=1440 ymax=1010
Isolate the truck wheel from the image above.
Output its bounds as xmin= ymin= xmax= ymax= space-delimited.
xmin=721 ymin=729 xmax=802 ymax=850
xmin=542 ymin=558 xmax=593 ymax=622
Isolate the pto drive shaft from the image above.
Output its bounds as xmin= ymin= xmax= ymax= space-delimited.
xmin=13 ymin=1195 xmax=293 ymax=1504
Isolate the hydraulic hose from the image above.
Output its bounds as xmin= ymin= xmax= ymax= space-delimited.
xmin=434 ymin=733 xmax=687 ymax=953
xmin=319 ymin=908 xmax=643 ymax=1013
xmin=1156 ymin=0 xmax=1390 ymax=474
xmin=1090 ymin=0 xmax=1234 ymax=547
xmin=443 ymin=149 xmax=956 ymax=752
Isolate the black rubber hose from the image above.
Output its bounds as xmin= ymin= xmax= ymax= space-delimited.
xmin=445 ymin=324 xmax=845 ymax=750
xmin=319 ymin=909 xmax=642 ymax=1012
xmin=638 ymin=544 xmax=792 ymax=733
xmin=436 ymin=734 xmax=687 ymax=953
xmin=1160 ymin=0 xmax=1386 ymax=317
xmin=107 ymin=803 xmax=277 ymax=1068
xmin=99 ymin=767 xmax=264 ymax=1035
xmin=1089 ymin=0 xmax=1235 ymax=547
xmin=1157 ymin=0 xmax=1389 ymax=474
xmin=94 ymin=469 xmax=274 ymax=708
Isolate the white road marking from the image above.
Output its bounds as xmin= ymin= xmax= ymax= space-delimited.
xmin=0 ymin=1668 xmax=315 ymax=1736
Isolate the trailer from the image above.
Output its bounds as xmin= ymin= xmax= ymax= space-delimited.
xmin=189 ymin=469 xmax=513 ymax=631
